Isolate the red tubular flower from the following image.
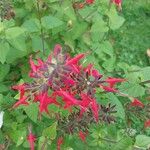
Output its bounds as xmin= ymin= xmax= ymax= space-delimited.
xmin=105 ymin=77 xmax=126 ymax=88
xmin=144 ymin=120 xmax=150 ymax=128
xmin=99 ymin=85 xmax=118 ymax=93
xmin=54 ymin=44 xmax=62 ymax=56
xmin=57 ymin=137 xmax=63 ymax=150
xmin=27 ymin=133 xmax=36 ymax=150
xmin=38 ymin=92 xmax=59 ymax=114
xmin=92 ymin=69 xmax=103 ymax=78
xmin=29 ymin=56 xmax=37 ymax=73
xmin=130 ymin=98 xmax=144 ymax=108
xmin=79 ymin=93 xmax=91 ymax=115
xmin=91 ymin=99 xmax=99 ymax=122
xmin=78 ymin=131 xmax=88 ymax=141
xmin=57 ymin=91 xmax=79 ymax=109
xmin=66 ymin=54 xmax=85 ymax=65
xmin=12 ymin=84 xmax=26 ymax=98
xmin=85 ymin=0 xmax=95 ymax=4
xmin=84 ymin=64 xmax=93 ymax=75
xmin=13 ymin=96 xmax=28 ymax=108
xmin=113 ymin=0 xmax=122 ymax=5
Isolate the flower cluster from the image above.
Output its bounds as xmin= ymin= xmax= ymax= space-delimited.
xmin=12 ymin=44 xmax=147 ymax=149
xmin=12 ymin=44 xmax=128 ymax=122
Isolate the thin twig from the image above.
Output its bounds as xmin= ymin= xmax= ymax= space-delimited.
xmin=99 ymin=137 xmax=117 ymax=143
xmin=41 ymin=137 xmax=48 ymax=150
xmin=36 ymin=0 xmax=45 ymax=55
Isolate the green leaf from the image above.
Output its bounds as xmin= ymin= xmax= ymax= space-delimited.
xmin=9 ymin=129 xmax=26 ymax=146
xmin=135 ymin=134 xmax=150 ymax=148
xmin=65 ymin=21 xmax=88 ymax=40
xmin=22 ymin=18 xmax=40 ymax=33
xmin=91 ymin=17 xmax=108 ymax=41
xmin=0 ymin=41 xmax=10 ymax=64
xmin=107 ymin=93 xmax=125 ymax=120
xmin=112 ymin=136 xmax=133 ymax=150
xmin=42 ymin=122 xmax=57 ymax=140
xmin=107 ymin=6 xmax=125 ymax=30
xmin=102 ymin=57 xmax=116 ymax=72
xmin=31 ymin=36 xmax=48 ymax=52
xmin=41 ymin=15 xmax=64 ymax=29
xmin=8 ymin=36 xmax=26 ymax=51
xmin=24 ymin=103 xmax=38 ymax=123
xmin=0 ymin=64 xmax=10 ymax=82
xmin=0 ymin=84 xmax=9 ymax=93
xmin=5 ymin=27 xmax=25 ymax=39
xmin=119 ymin=82 xmax=145 ymax=97
xmin=141 ymin=67 xmax=150 ymax=81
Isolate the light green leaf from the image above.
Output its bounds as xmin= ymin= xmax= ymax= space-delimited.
xmin=8 ymin=36 xmax=26 ymax=51
xmin=119 ymin=82 xmax=145 ymax=97
xmin=0 ymin=64 xmax=10 ymax=82
xmin=22 ymin=18 xmax=40 ymax=33
xmin=41 ymin=15 xmax=64 ymax=29
xmin=107 ymin=93 xmax=125 ymax=120
xmin=135 ymin=135 xmax=150 ymax=148
xmin=0 ymin=42 xmax=10 ymax=64
xmin=107 ymin=6 xmax=125 ymax=30
xmin=5 ymin=27 xmax=25 ymax=39
xmin=42 ymin=122 xmax=57 ymax=140
xmin=31 ymin=36 xmax=48 ymax=52
xmin=24 ymin=103 xmax=38 ymax=123
xmin=91 ymin=17 xmax=109 ymax=41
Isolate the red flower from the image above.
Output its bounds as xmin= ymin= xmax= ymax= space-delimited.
xmin=66 ymin=54 xmax=85 ymax=65
xmin=99 ymin=85 xmax=118 ymax=93
xmin=105 ymin=77 xmax=126 ymax=88
xmin=12 ymin=84 xmax=26 ymax=98
xmin=113 ymin=0 xmax=122 ymax=5
xmin=27 ymin=133 xmax=36 ymax=150
xmin=92 ymin=69 xmax=103 ymax=79
xmin=144 ymin=120 xmax=150 ymax=128
xmin=79 ymin=93 xmax=99 ymax=122
xmin=13 ymin=96 xmax=28 ymax=108
xmin=57 ymin=137 xmax=63 ymax=150
xmin=85 ymin=0 xmax=95 ymax=4
xmin=79 ymin=93 xmax=91 ymax=115
xmin=38 ymin=92 xmax=59 ymax=114
xmin=91 ymin=99 xmax=99 ymax=122
xmin=57 ymin=91 xmax=79 ymax=109
xmin=78 ymin=131 xmax=88 ymax=141
xmin=53 ymin=44 xmax=62 ymax=56
xmin=130 ymin=98 xmax=144 ymax=108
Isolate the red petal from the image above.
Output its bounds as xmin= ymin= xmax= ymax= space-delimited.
xmin=54 ymin=44 xmax=62 ymax=56
xmin=78 ymin=131 xmax=88 ymax=142
xmin=13 ymin=97 xmax=28 ymax=108
xmin=66 ymin=54 xmax=85 ymax=65
xmin=105 ymin=77 xmax=126 ymax=88
xmin=92 ymin=69 xmax=103 ymax=78
xmin=144 ymin=120 xmax=150 ymax=128
xmin=57 ymin=137 xmax=63 ymax=150
xmin=85 ymin=0 xmax=94 ymax=4
xmin=130 ymin=98 xmax=144 ymax=108
xmin=99 ymin=85 xmax=118 ymax=93
xmin=27 ymin=133 xmax=36 ymax=150
xmin=91 ymin=99 xmax=99 ymax=122
xmin=29 ymin=56 xmax=37 ymax=72
xmin=113 ymin=0 xmax=122 ymax=5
